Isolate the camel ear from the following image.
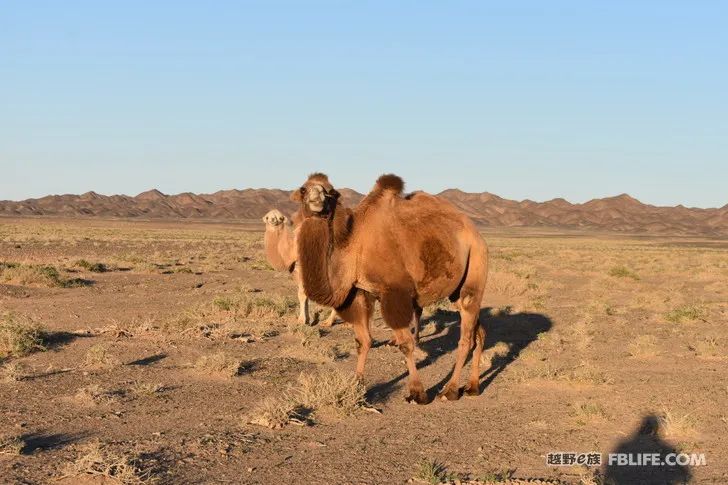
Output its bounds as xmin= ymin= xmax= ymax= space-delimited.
xmin=291 ymin=187 xmax=304 ymax=202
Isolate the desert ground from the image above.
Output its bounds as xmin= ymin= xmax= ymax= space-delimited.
xmin=1 ymin=217 xmax=726 ymax=484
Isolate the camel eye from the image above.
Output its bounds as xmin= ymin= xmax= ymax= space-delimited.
xmin=299 ymin=187 xmax=306 ymax=195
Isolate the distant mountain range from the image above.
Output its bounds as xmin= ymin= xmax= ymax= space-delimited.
xmin=1 ymin=188 xmax=726 ymax=236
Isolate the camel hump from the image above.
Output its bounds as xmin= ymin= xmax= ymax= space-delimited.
xmin=375 ymin=174 xmax=404 ymax=195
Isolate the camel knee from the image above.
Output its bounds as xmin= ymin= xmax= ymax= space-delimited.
xmin=355 ymin=336 xmax=372 ymax=354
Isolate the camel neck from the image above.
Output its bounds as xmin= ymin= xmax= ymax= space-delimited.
xmin=297 ymin=209 xmax=354 ymax=309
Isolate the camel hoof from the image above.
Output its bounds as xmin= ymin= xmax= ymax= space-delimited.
xmin=438 ymin=386 xmax=461 ymax=401
xmin=464 ymin=385 xmax=480 ymax=397
xmin=405 ymin=390 xmax=428 ymax=405
xmin=319 ymin=319 xmax=334 ymax=328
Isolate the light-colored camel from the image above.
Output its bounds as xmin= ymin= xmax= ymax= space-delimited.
xmin=292 ymin=173 xmax=488 ymax=404
xmin=262 ymin=209 xmax=337 ymax=326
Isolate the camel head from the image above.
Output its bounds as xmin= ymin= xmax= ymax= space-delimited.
xmin=291 ymin=173 xmax=340 ymax=218
xmin=262 ymin=209 xmax=287 ymax=227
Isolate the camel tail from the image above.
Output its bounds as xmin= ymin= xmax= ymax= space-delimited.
xmin=375 ymin=174 xmax=404 ymax=195
xmin=451 ymin=231 xmax=489 ymax=307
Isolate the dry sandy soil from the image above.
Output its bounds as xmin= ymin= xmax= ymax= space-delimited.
xmin=1 ymin=217 xmax=726 ymax=484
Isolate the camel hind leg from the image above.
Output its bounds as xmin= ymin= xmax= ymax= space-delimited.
xmin=465 ymin=320 xmax=485 ymax=396
xmin=440 ymin=243 xmax=487 ymax=401
xmin=439 ymin=299 xmax=479 ymax=401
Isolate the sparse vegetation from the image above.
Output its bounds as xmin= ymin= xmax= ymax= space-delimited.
xmin=0 ymin=313 xmax=45 ymax=358
xmin=248 ymin=397 xmax=309 ymax=429
xmin=1 ymin=361 xmax=29 ymax=382
xmin=628 ymin=335 xmax=659 ymax=358
xmin=688 ymin=336 xmax=721 ymax=357
xmin=0 ymin=434 xmax=25 ymax=455
xmin=1 ymin=219 xmax=726 ymax=483
xmin=61 ymin=441 xmax=157 ymax=484
xmin=75 ymin=384 xmax=123 ymax=405
xmin=658 ymin=407 xmax=698 ymax=439
xmin=414 ymin=459 xmax=455 ymax=484
xmin=249 ymin=368 xmax=366 ymax=429
xmin=477 ymin=468 xmax=516 ymax=483
xmin=168 ymin=289 xmax=296 ymax=334
xmin=288 ymin=323 xmax=349 ymax=361
xmin=75 ymin=259 xmax=108 ymax=273
xmin=194 ymin=352 xmax=247 ymax=377
xmin=129 ymin=381 xmax=165 ymax=397
xmin=0 ymin=262 xmax=91 ymax=287
xmin=294 ymin=368 xmax=366 ymax=416
xmin=609 ymin=266 xmax=639 ymax=280
xmin=249 ymin=259 xmax=275 ymax=271
xmin=665 ymin=304 xmax=708 ymax=323
xmin=83 ymin=345 xmax=120 ymax=369
xmin=572 ymin=401 xmax=608 ymax=425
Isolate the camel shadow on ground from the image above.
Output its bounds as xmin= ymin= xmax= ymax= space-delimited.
xmin=365 ymin=308 xmax=552 ymax=404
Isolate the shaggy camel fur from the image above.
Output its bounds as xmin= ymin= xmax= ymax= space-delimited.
xmin=292 ymin=174 xmax=488 ymax=404
xmin=262 ymin=209 xmax=337 ymax=326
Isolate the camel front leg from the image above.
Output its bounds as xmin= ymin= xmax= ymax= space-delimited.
xmin=337 ymin=291 xmax=374 ymax=378
xmin=380 ymin=288 xmax=427 ymax=404
xmin=413 ymin=305 xmax=422 ymax=343
xmin=297 ymin=284 xmax=310 ymax=325
xmin=393 ymin=327 xmax=427 ymax=404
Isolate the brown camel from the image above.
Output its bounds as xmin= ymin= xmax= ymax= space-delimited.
xmin=262 ymin=209 xmax=337 ymax=326
xmin=292 ymin=173 xmax=488 ymax=404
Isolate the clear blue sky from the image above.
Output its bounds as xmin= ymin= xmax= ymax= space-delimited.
xmin=2 ymin=1 xmax=726 ymax=207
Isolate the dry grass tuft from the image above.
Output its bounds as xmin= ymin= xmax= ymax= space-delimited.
xmin=514 ymin=359 xmax=612 ymax=386
xmin=194 ymin=352 xmax=247 ymax=377
xmin=75 ymin=384 xmax=123 ymax=405
xmin=486 ymin=270 xmax=531 ymax=296
xmin=129 ymin=382 xmax=165 ymax=397
xmin=0 ymin=313 xmax=45 ymax=358
xmin=168 ymin=289 xmax=296 ymax=335
xmin=249 ymin=368 xmax=367 ymax=429
xmin=288 ymin=323 xmax=349 ymax=361
xmin=665 ymin=304 xmax=708 ymax=323
xmin=688 ymin=336 xmax=721 ymax=358
xmin=572 ymin=401 xmax=608 ymax=425
xmin=249 ymin=259 xmax=275 ymax=271
xmin=0 ymin=434 xmax=25 ymax=455
xmin=61 ymin=441 xmax=157 ymax=484
xmin=609 ymin=266 xmax=640 ymax=280
xmin=82 ymin=345 xmax=121 ymax=369
xmin=248 ymin=397 xmax=307 ymax=430
xmin=414 ymin=458 xmax=455 ymax=484
xmin=0 ymin=262 xmax=90 ymax=288
xmin=1 ymin=361 xmax=30 ymax=382
xmin=294 ymin=369 xmax=366 ymax=416
xmin=658 ymin=407 xmax=698 ymax=439
xmin=75 ymin=259 xmax=109 ymax=273
xmin=627 ymin=335 xmax=659 ymax=358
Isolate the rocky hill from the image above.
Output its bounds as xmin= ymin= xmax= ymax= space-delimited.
xmin=1 ymin=188 xmax=726 ymax=236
